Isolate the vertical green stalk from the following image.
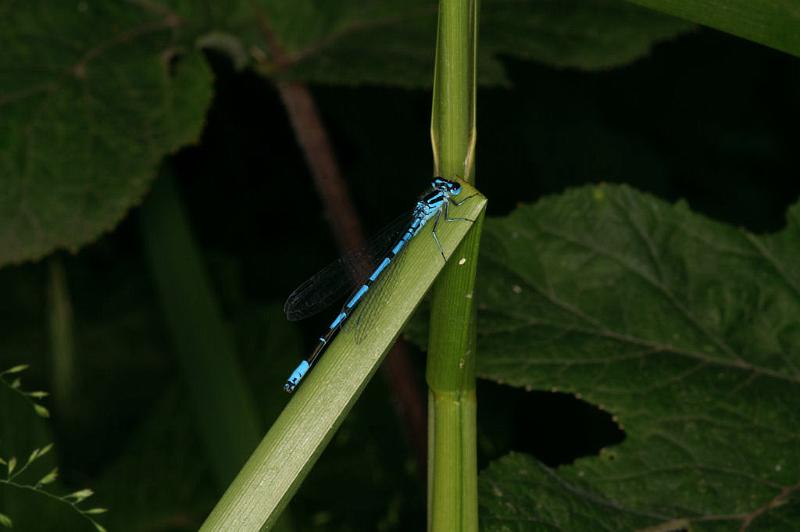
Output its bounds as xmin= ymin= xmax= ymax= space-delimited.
xmin=431 ymin=0 xmax=478 ymax=179
xmin=139 ymin=168 xmax=262 ymax=487
xmin=47 ymin=256 xmax=75 ymax=417
xmin=200 ymin=185 xmax=485 ymax=531
xmin=428 ymin=0 xmax=481 ymax=531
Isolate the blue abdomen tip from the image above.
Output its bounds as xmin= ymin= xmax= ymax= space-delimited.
xmin=284 ymin=360 xmax=310 ymax=393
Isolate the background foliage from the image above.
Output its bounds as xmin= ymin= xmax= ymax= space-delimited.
xmin=1 ymin=0 xmax=798 ymax=530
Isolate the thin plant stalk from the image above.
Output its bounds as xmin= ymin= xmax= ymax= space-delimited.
xmin=428 ymin=0 xmax=481 ymax=530
xmin=47 ymin=256 xmax=76 ymax=418
xmin=200 ymin=184 xmax=486 ymax=531
xmin=139 ymin=168 xmax=263 ymax=486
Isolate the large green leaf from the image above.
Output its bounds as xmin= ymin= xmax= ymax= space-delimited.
xmin=0 ymin=0 xmax=688 ymax=268
xmin=476 ymin=185 xmax=800 ymax=530
xmin=262 ymin=0 xmax=692 ymax=85
xmin=628 ymin=0 xmax=800 ymax=59
xmin=0 ymin=2 xmax=212 ymax=267
xmin=479 ymin=0 xmax=694 ymax=73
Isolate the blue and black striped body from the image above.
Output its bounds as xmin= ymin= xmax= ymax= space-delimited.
xmin=284 ymin=178 xmax=469 ymax=393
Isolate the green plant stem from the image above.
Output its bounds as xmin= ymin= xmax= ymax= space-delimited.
xmin=47 ymin=256 xmax=75 ymax=418
xmin=0 ymin=480 xmax=106 ymax=532
xmin=273 ymin=80 xmax=428 ymax=471
xmin=428 ymin=0 xmax=481 ymax=530
xmin=200 ymin=184 xmax=486 ymax=532
xmin=431 ymin=1 xmax=478 ymax=179
xmin=139 ymin=167 xmax=262 ymax=487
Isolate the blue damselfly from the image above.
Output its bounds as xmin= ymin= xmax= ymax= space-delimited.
xmin=283 ymin=177 xmax=476 ymax=393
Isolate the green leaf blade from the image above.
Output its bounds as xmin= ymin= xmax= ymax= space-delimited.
xmin=0 ymin=2 xmax=213 ymax=267
xmin=628 ymin=0 xmax=800 ymax=59
xmin=66 ymin=489 xmax=94 ymax=503
xmin=37 ymin=467 xmax=58 ymax=486
xmin=201 ymin=184 xmax=487 ymax=531
xmin=260 ymin=0 xmax=691 ymax=86
xmin=476 ymin=185 xmax=800 ymax=529
xmin=480 ymin=0 xmax=693 ymax=72
xmin=480 ymin=453 xmax=658 ymax=531
xmin=1 ymin=365 xmax=29 ymax=376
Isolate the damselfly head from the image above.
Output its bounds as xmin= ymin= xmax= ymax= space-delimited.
xmin=432 ymin=177 xmax=462 ymax=196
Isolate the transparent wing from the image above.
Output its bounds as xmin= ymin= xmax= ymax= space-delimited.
xmin=283 ymin=213 xmax=413 ymax=321
xmin=350 ymin=201 xmax=476 ymax=343
xmin=350 ymin=251 xmax=403 ymax=343
xmin=350 ymin=219 xmax=432 ymax=343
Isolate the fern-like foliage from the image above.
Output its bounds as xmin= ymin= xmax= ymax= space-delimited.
xmin=0 ymin=365 xmax=107 ymax=531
